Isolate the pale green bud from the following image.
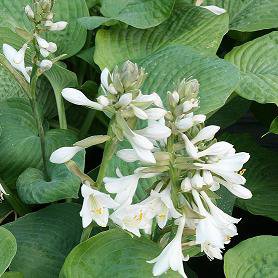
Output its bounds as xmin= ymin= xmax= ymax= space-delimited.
xmin=178 ymin=79 xmax=199 ymax=100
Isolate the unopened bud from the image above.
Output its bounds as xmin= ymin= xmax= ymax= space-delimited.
xmin=39 ymin=59 xmax=53 ymax=71
xmin=73 ymin=135 xmax=110 ymax=148
xmin=25 ymin=5 xmax=34 ymax=19
xmin=178 ymin=79 xmax=199 ymax=100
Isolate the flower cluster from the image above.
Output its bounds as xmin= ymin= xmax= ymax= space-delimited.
xmin=50 ymin=61 xmax=252 ymax=278
xmin=2 ymin=0 xmax=67 ymax=83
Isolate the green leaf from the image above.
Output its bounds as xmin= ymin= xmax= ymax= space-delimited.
xmin=4 ymin=203 xmax=83 ymax=278
xmin=216 ymin=187 xmax=235 ymax=215
xmin=225 ymin=31 xmax=278 ymax=105
xmin=99 ymin=0 xmax=175 ymax=29
xmin=0 ymin=0 xmax=89 ymax=58
xmin=78 ymin=16 xmax=117 ymax=30
xmin=207 ymin=96 xmax=251 ymax=129
xmin=60 ymin=229 xmax=180 ymax=278
xmin=224 ymin=235 xmax=278 ymax=278
xmin=222 ymin=133 xmax=278 ymax=221
xmin=199 ymin=0 xmax=278 ymax=31
xmin=2 ymin=272 xmax=24 ymax=278
xmin=0 ymin=227 xmax=17 ymax=276
xmin=0 ymin=98 xmax=82 ymax=188
xmin=140 ymin=45 xmax=240 ymax=114
xmin=16 ymin=150 xmax=84 ymax=204
xmin=0 ymin=200 xmax=13 ymax=224
xmin=269 ymin=116 xmax=278 ymax=135
xmin=94 ymin=4 xmax=229 ymax=69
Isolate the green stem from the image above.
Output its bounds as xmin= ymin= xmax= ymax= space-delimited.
xmin=79 ymin=110 xmax=96 ymax=139
xmin=0 ymin=179 xmax=30 ymax=216
xmin=54 ymin=91 xmax=67 ymax=129
xmin=80 ymin=117 xmax=118 ymax=242
xmin=30 ymin=74 xmax=50 ymax=181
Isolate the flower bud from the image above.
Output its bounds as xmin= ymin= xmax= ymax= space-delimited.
xmin=178 ymin=79 xmax=199 ymax=100
xmin=47 ymin=21 xmax=68 ymax=31
xmin=50 ymin=146 xmax=83 ymax=164
xmin=25 ymin=5 xmax=34 ymax=19
xmin=39 ymin=59 xmax=53 ymax=71
xmin=97 ymin=95 xmax=110 ymax=107
xmin=181 ymin=177 xmax=192 ymax=192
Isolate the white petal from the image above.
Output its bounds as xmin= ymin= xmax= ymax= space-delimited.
xmin=39 ymin=59 xmax=53 ymax=71
xmin=116 ymin=149 xmax=139 ymax=162
xmin=132 ymin=105 xmax=148 ymax=120
xmin=35 ymin=35 xmax=49 ymax=49
xmin=100 ymin=67 xmax=110 ymax=91
xmin=182 ymin=134 xmax=198 ymax=159
xmin=193 ymin=114 xmax=206 ymax=124
xmin=136 ymin=121 xmax=171 ymax=140
xmin=202 ymin=5 xmax=226 ymax=15
xmin=117 ymin=93 xmax=132 ymax=106
xmin=62 ymin=88 xmax=103 ymax=110
xmin=47 ymin=42 xmax=57 ymax=53
xmin=197 ymin=141 xmax=234 ymax=158
xmin=50 ymin=146 xmax=83 ymax=164
xmin=191 ymin=125 xmax=220 ymax=144
xmin=144 ymin=108 xmax=167 ymax=120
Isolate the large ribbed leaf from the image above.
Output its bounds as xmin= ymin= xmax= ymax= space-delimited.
xmin=0 ymin=98 xmax=81 ymax=188
xmin=197 ymin=0 xmax=278 ymax=31
xmin=222 ymin=133 xmax=278 ymax=221
xmin=224 ymin=236 xmax=278 ymax=278
xmin=98 ymin=0 xmax=175 ymax=29
xmin=0 ymin=0 xmax=89 ymax=58
xmin=16 ymin=150 xmax=84 ymax=204
xmin=4 ymin=203 xmax=83 ymax=278
xmin=60 ymin=229 xmax=179 ymax=278
xmin=140 ymin=45 xmax=240 ymax=114
xmin=0 ymin=227 xmax=17 ymax=276
xmin=94 ymin=4 xmax=229 ymax=69
xmin=225 ymin=32 xmax=278 ymax=105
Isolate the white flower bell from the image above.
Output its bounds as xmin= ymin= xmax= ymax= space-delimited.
xmin=50 ymin=146 xmax=83 ymax=164
xmin=80 ymin=182 xmax=119 ymax=228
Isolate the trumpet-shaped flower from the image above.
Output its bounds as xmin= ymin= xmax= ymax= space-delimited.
xmin=148 ymin=216 xmax=188 ymax=277
xmin=80 ymin=183 xmax=119 ymax=228
xmin=110 ymin=203 xmax=154 ymax=237
xmin=104 ymin=171 xmax=140 ymax=205
xmin=50 ymin=146 xmax=83 ymax=164
xmin=3 ymin=43 xmax=30 ymax=82
xmin=142 ymin=185 xmax=182 ymax=228
xmin=61 ymin=88 xmax=104 ymax=110
xmin=191 ymin=125 xmax=220 ymax=144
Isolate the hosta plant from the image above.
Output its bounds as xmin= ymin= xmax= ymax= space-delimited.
xmin=0 ymin=0 xmax=277 ymax=278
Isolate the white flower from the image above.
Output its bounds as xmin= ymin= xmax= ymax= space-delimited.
xmin=191 ymin=125 xmax=220 ymax=144
xmin=176 ymin=113 xmax=206 ymax=131
xmin=200 ymin=191 xmax=240 ymax=237
xmin=25 ymin=5 xmax=34 ymax=19
xmin=183 ymin=99 xmax=199 ymax=113
xmin=142 ymin=185 xmax=182 ymax=228
xmin=62 ymin=88 xmax=104 ymax=110
xmin=134 ymin=92 xmax=164 ymax=108
xmin=104 ymin=171 xmax=140 ymax=205
xmin=110 ymin=203 xmax=153 ymax=237
xmin=196 ymin=141 xmax=234 ymax=158
xmin=46 ymin=21 xmax=68 ymax=31
xmin=191 ymin=171 xmax=205 ymax=189
xmin=192 ymin=190 xmax=226 ymax=249
xmin=116 ymin=149 xmax=140 ymax=163
xmin=117 ymin=93 xmax=132 ymax=106
xmin=50 ymin=146 xmax=83 ymax=164
xmin=182 ymin=134 xmax=198 ymax=159
xmin=122 ymin=124 xmax=155 ymax=164
xmin=195 ymin=151 xmax=250 ymax=185
xmin=195 ymin=0 xmax=226 ymax=15
xmin=101 ymin=67 xmax=117 ymax=94
xmin=213 ymin=176 xmax=252 ymax=199
xmin=96 ymin=95 xmax=110 ymax=107
xmin=0 ymin=183 xmax=9 ymax=201
xmin=131 ymin=104 xmax=148 ymax=120
xmin=181 ymin=177 xmax=192 ymax=192
xmin=38 ymin=59 xmax=53 ymax=71
xmin=144 ymin=108 xmax=167 ymax=120
xmin=201 ymin=6 xmax=226 ymax=15
xmin=135 ymin=120 xmax=171 ymax=141
xmin=80 ymin=183 xmax=119 ymax=228
xmin=147 ymin=216 xmax=188 ymax=278
xmin=3 ymin=43 xmax=30 ymax=82
xmin=35 ymin=34 xmax=49 ymax=49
